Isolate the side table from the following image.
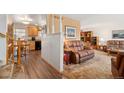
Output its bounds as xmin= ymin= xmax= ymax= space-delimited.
xmin=64 ymin=49 xmax=71 ymax=65
xmin=98 ymin=45 xmax=107 ymax=52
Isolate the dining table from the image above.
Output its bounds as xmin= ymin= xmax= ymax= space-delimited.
xmin=14 ymin=40 xmax=30 ymax=65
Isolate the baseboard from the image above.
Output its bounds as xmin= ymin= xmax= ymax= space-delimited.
xmin=41 ymin=58 xmax=63 ymax=76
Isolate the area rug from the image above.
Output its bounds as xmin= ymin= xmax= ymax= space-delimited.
xmin=0 ymin=64 xmax=11 ymax=79
xmin=63 ymin=50 xmax=114 ymax=79
xmin=0 ymin=64 xmax=25 ymax=79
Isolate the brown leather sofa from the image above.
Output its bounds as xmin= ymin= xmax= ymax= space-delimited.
xmin=64 ymin=40 xmax=94 ymax=64
xmin=107 ymin=40 xmax=124 ymax=54
xmin=111 ymin=52 xmax=124 ymax=79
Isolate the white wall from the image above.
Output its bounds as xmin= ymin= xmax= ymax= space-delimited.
xmin=41 ymin=32 xmax=64 ymax=72
xmin=81 ymin=15 xmax=124 ymax=44
xmin=0 ymin=15 xmax=7 ymax=66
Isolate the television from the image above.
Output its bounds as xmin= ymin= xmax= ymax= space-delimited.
xmin=112 ymin=30 xmax=124 ymax=39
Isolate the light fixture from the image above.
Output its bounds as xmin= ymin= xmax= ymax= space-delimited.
xmin=15 ymin=15 xmax=32 ymax=25
xmin=17 ymin=15 xmax=32 ymax=22
xmin=22 ymin=21 xmax=30 ymax=25
xmin=35 ymin=24 xmax=38 ymax=26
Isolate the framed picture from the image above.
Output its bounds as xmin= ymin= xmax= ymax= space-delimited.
xmin=65 ymin=26 xmax=76 ymax=38
xmin=112 ymin=30 xmax=124 ymax=39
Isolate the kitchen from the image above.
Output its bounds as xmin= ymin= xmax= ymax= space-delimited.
xmin=13 ymin=14 xmax=46 ymax=52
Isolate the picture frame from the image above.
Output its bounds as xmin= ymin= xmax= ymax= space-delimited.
xmin=65 ymin=26 xmax=76 ymax=38
xmin=112 ymin=30 xmax=124 ymax=39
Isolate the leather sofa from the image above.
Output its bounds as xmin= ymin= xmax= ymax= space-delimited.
xmin=107 ymin=40 xmax=124 ymax=54
xmin=64 ymin=40 xmax=94 ymax=64
xmin=111 ymin=52 xmax=124 ymax=79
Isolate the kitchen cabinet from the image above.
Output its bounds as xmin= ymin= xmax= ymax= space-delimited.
xmin=27 ymin=26 xmax=38 ymax=36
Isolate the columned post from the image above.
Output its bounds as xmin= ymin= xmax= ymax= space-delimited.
xmin=52 ymin=14 xmax=55 ymax=33
xmin=46 ymin=15 xmax=49 ymax=34
xmin=59 ymin=15 xmax=63 ymax=72
xmin=59 ymin=15 xmax=62 ymax=33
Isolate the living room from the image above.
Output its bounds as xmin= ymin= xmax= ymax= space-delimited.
xmin=63 ymin=14 xmax=124 ymax=79
xmin=1 ymin=0 xmax=124 ymax=93
xmin=0 ymin=14 xmax=124 ymax=79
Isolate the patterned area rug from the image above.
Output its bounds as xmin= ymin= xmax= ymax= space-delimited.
xmin=0 ymin=64 xmax=25 ymax=79
xmin=0 ymin=64 xmax=12 ymax=79
xmin=63 ymin=50 xmax=114 ymax=79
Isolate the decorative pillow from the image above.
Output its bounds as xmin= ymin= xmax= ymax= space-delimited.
xmin=68 ymin=42 xmax=73 ymax=47
xmin=120 ymin=45 xmax=124 ymax=49
xmin=120 ymin=41 xmax=124 ymax=45
xmin=76 ymin=41 xmax=79 ymax=46
xmin=72 ymin=42 xmax=77 ymax=47
xmin=115 ymin=41 xmax=120 ymax=45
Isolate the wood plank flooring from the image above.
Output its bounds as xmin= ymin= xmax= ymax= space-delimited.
xmin=12 ymin=51 xmax=62 ymax=79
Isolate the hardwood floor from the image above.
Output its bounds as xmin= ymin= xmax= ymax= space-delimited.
xmin=12 ymin=51 xmax=62 ymax=79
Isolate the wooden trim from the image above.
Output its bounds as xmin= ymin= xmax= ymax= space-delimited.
xmin=17 ymin=39 xmax=21 ymax=65
xmin=6 ymin=23 xmax=15 ymax=65
xmin=0 ymin=32 xmax=6 ymax=38
xmin=6 ymin=32 xmax=8 ymax=64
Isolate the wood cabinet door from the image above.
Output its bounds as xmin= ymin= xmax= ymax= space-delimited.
xmin=27 ymin=26 xmax=38 ymax=36
xmin=29 ymin=41 xmax=35 ymax=50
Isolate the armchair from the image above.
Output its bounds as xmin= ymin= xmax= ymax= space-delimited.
xmin=111 ymin=52 xmax=124 ymax=79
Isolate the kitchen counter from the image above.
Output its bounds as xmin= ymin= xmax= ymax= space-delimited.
xmin=28 ymin=40 xmax=41 ymax=51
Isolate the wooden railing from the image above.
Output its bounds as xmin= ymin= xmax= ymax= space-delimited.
xmin=0 ymin=32 xmax=6 ymax=38
xmin=6 ymin=32 xmax=15 ymax=65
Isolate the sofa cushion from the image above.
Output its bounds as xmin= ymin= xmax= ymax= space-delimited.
xmin=115 ymin=41 xmax=120 ymax=45
xmin=107 ymin=40 xmax=124 ymax=51
xmin=76 ymin=41 xmax=80 ymax=46
xmin=112 ymin=45 xmax=119 ymax=49
xmin=120 ymin=45 xmax=124 ymax=49
xmin=72 ymin=42 xmax=77 ymax=47
xmin=78 ymin=51 xmax=88 ymax=57
xmin=119 ymin=41 xmax=124 ymax=45
xmin=86 ymin=50 xmax=94 ymax=55
xmin=74 ymin=47 xmax=82 ymax=51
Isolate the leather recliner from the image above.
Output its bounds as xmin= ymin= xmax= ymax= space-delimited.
xmin=111 ymin=52 xmax=124 ymax=79
xmin=64 ymin=40 xmax=94 ymax=64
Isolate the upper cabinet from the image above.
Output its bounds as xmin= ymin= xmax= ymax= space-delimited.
xmin=27 ymin=26 xmax=38 ymax=36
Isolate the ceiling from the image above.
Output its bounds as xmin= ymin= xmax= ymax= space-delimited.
xmin=63 ymin=14 xmax=124 ymax=28
xmin=8 ymin=14 xmax=124 ymax=29
xmin=63 ymin=14 xmax=93 ymax=21
xmin=8 ymin=14 xmax=47 ymax=26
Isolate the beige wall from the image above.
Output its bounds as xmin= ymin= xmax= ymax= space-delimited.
xmin=47 ymin=14 xmax=80 ymax=40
